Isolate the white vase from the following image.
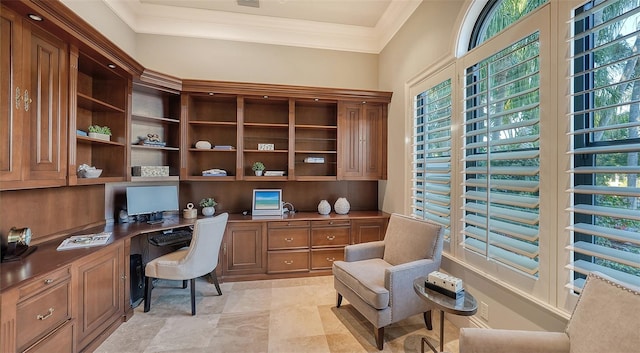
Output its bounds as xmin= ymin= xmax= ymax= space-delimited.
xmin=202 ymin=206 xmax=215 ymax=217
xmin=334 ymin=197 xmax=350 ymax=214
xmin=317 ymin=200 xmax=331 ymax=215
xmin=255 ymin=170 xmax=263 ymax=176
xmin=88 ymin=132 xmax=110 ymax=141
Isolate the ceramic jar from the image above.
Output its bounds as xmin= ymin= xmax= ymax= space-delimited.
xmin=202 ymin=206 xmax=215 ymax=217
xmin=334 ymin=197 xmax=350 ymax=215
xmin=317 ymin=200 xmax=331 ymax=215
xmin=183 ymin=203 xmax=197 ymax=219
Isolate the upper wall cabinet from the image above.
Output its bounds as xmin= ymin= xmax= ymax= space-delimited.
xmin=130 ymin=70 xmax=182 ymax=181
xmin=181 ymin=80 xmax=392 ymax=181
xmin=68 ymin=48 xmax=130 ymax=185
xmin=1 ymin=6 xmax=68 ymax=191
xmin=338 ymin=101 xmax=387 ymax=180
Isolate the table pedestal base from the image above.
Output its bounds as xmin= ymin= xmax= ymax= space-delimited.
xmin=421 ymin=310 xmax=445 ymax=353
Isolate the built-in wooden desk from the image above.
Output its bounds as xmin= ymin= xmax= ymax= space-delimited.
xmin=0 ymin=210 xmax=389 ymax=353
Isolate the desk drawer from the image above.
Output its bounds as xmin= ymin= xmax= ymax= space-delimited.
xmin=311 ymin=227 xmax=350 ymax=247
xmin=268 ymin=220 xmax=310 ymax=229
xmin=18 ymin=266 xmax=70 ymax=301
xmin=23 ymin=320 xmax=73 ymax=353
xmin=267 ymin=251 xmax=309 ymax=273
xmin=312 ymin=220 xmax=351 ymax=227
xmin=268 ymin=229 xmax=309 ymax=250
xmin=311 ymin=249 xmax=344 ymax=269
xmin=17 ymin=280 xmax=71 ymax=350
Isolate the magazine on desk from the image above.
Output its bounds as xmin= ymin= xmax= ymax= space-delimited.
xmin=56 ymin=232 xmax=113 ymax=251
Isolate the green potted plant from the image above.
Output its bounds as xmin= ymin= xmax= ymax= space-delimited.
xmin=252 ymin=161 xmax=265 ymax=176
xmin=199 ymin=197 xmax=217 ymax=217
xmin=88 ymin=125 xmax=112 ymax=141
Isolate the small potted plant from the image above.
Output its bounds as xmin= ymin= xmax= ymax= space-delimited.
xmin=252 ymin=161 xmax=265 ymax=176
xmin=199 ymin=197 xmax=217 ymax=217
xmin=88 ymin=125 xmax=112 ymax=141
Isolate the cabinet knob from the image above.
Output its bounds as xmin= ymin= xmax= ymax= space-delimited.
xmin=15 ymin=87 xmax=21 ymax=110
xmin=37 ymin=308 xmax=55 ymax=320
xmin=284 ymin=260 xmax=293 ymax=265
xmin=284 ymin=237 xmax=293 ymax=242
xmin=326 ymin=235 xmax=335 ymax=240
xmin=44 ymin=279 xmax=54 ymax=285
xmin=326 ymin=257 xmax=335 ymax=262
xmin=23 ymin=89 xmax=32 ymax=111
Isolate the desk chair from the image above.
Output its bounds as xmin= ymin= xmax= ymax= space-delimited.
xmin=332 ymin=213 xmax=444 ymax=350
xmin=144 ymin=213 xmax=228 ymax=315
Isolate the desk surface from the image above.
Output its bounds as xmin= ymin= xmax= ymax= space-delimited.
xmin=413 ymin=276 xmax=478 ymax=316
xmin=0 ymin=211 xmax=388 ymax=292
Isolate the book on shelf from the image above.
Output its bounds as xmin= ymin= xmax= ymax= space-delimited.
xmin=213 ymin=145 xmax=235 ymax=150
xmin=304 ymin=157 xmax=325 ymax=164
xmin=57 ymin=232 xmax=113 ymax=251
xmin=263 ymin=170 xmax=285 ymax=176
xmin=202 ymin=168 xmax=227 ymax=176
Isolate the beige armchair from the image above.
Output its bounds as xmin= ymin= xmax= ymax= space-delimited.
xmin=332 ymin=213 xmax=444 ymax=350
xmin=144 ymin=213 xmax=228 ymax=315
xmin=459 ymin=271 xmax=640 ymax=353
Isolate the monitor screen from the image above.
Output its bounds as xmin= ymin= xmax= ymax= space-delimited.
xmin=252 ymin=189 xmax=283 ymax=217
xmin=126 ymin=185 xmax=179 ymax=223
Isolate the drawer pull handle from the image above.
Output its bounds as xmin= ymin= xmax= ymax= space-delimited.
xmin=284 ymin=237 xmax=293 ymax=242
xmin=326 ymin=257 xmax=335 ymax=262
xmin=326 ymin=235 xmax=335 ymax=240
xmin=284 ymin=260 xmax=294 ymax=265
xmin=44 ymin=279 xmax=54 ymax=285
xmin=37 ymin=308 xmax=54 ymax=320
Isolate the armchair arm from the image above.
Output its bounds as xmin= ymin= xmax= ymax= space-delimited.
xmin=459 ymin=328 xmax=569 ymax=353
xmin=384 ymin=259 xmax=439 ymax=319
xmin=344 ymin=241 xmax=385 ymax=262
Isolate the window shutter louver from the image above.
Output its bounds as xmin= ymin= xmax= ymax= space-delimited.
xmin=568 ymin=0 xmax=640 ymax=292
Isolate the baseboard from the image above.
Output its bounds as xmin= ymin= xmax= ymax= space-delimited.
xmin=444 ymin=312 xmax=491 ymax=329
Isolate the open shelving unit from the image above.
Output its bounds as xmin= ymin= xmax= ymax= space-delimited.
xmin=294 ymin=99 xmax=338 ymax=181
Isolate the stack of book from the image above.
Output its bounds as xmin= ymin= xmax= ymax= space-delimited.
xmin=202 ymin=168 xmax=227 ymax=176
xmin=264 ymin=170 xmax=285 ymax=176
xmin=304 ymin=157 xmax=325 ymax=163
xmin=213 ymin=145 xmax=234 ymax=150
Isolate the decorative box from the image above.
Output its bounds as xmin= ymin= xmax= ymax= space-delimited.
xmin=131 ymin=166 xmax=169 ymax=177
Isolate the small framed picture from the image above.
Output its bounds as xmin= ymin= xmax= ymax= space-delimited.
xmin=258 ymin=143 xmax=274 ymax=150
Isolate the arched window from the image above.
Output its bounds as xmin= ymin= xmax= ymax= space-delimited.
xmin=469 ymin=0 xmax=548 ymax=49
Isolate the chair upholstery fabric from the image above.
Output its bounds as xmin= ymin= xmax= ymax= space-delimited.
xmin=144 ymin=213 xmax=228 ymax=315
xmin=332 ymin=213 xmax=444 ymax=349
xmin=459 ymin=271 xmax=640 ymax=353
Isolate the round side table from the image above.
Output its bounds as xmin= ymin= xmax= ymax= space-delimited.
xmin=413 ymin=276 xmax=478 ymax=353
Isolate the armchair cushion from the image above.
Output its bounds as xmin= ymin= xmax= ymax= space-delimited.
xmin=383 ymin=214 xmax=443 ymax=266
xmin=332 ymin=258 xmax=391 ymax=309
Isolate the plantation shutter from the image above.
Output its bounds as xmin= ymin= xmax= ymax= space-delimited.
xmin=568 ymin=0 xmax=640 ymax=291
xmin=462 ymin=32 xmax=541 ymax=276
xmin=412 ymin=78 xmax=452 ymax=241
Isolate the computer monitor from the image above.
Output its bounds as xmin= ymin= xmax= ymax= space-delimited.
xmin=252 ymin=189 xmax=283 ymax=217
xmin=126 ymin=185 xmax=179 ymax=224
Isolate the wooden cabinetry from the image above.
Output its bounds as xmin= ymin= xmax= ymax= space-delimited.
xmin=222 ymin=222 xmax=267 ymax=277
xmin=68 ymin=47 xmax=130 ymax=185
xmin=267 ymin=220 xmax=310 ymax=273
xmin=130 ymin=70 xmax=182 ymax=181
xmin=0 ymin=266 xmax=72 ymax=353
xmin=73 ymin=242 xmax=125 ymax=352
xmin=1 ymin=6 xmax=68 ymax=190
xmin=183 ymin=93 xmax=239 ymax=180
xmin=339 ymin=102 xmax=387 ymax=180
xmin=351 ymin=218 xmax=388 ymax=243
xmin=310 ymin=219 xmax=350 ymax=269
xmin=294 ymin=99 xmax=338 ymax=180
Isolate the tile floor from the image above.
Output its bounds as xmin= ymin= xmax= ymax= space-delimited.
xmin=95 ymin=275 xmax=461 ymax=353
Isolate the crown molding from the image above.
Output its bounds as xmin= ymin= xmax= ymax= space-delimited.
xmin=103 ymin=0 xmax=422 ymax=53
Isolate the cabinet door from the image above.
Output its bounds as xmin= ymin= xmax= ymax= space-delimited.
xmin=0 ymin=7 xmax=23 ymax=183
xmin=223 ymin=222 xmax=266 ymax=276
xmin=352 ymin=218 xmax=388 ymax=244
xmin=24 ymin=23 xmax=67 ymax=183
xmin=74 ymin=243 xmax=124 ymax=351
xmin=338 ymin=102 xmax=387 ymax=180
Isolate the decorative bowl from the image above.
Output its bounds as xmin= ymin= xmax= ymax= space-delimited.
xmin=80 ymin=169 xmax=103 ymax=178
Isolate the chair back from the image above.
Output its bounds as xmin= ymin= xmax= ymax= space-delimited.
xmin=180 ymin=213 xmax=229 ymax=277
xmin=382 ymin=213 xmax=443 ymax=266
xmin=565 ymin=271 xmax=640 ymax=353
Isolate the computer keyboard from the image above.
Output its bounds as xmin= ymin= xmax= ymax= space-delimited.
xmin=149 ymin=229 xmax=192 ymax=246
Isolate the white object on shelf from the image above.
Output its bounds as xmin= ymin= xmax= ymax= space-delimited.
xmin=77 ymin=164 xmax=102 ymax=178
xmin=427 ymin=271 xmax=464 ymax=293
xmin=304 ymin=157 xmax=325 ymax=163
xmin=57 ymin=232 xmax=112 ymax=251
xmin=334 ymin=197 xmax=350 ymax=214
xmin=88 ymin=132 xmax=110 ymax=141
xmin=317 ymin=200 xmax=331 ymax=215
xmin=195 ymin=140 xmax=212 ymax=149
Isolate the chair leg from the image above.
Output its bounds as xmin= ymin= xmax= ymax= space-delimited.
xmin=209 ymin=270 xmax=222 ymax=295
xmin=374 ymin=326 xmax=384 ymax=350
xmin=182 ymin=280 xmax=188 ymax=289
xmin=423 ymin=310 xmax=433 ymax=330
xmin=190 ymin=278 xmax=196 ymax=315
xmin=336 ymin=293 xmax=343 ymax=307
xmin=144 ymin=276 xmax=153 ymax=312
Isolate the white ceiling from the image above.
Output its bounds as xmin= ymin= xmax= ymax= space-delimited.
xmin=103 ymin=0 xmax=423 ymax=53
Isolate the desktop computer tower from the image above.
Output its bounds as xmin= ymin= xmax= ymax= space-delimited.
xmin=130 ymin=254 xmax=145 ymax=308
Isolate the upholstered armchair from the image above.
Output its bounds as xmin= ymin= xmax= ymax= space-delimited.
xmin=332 ymin=213 xmax=444 ymax=350
xmin=459 ymin=271 xmax=640 ymax=353
xmin=144 ymin=213 xmax=228 ymax=315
